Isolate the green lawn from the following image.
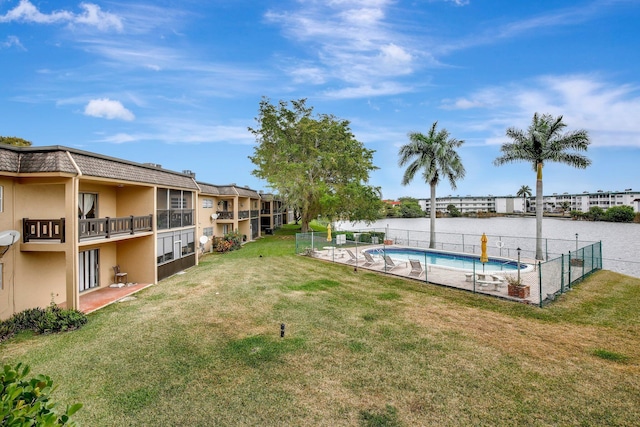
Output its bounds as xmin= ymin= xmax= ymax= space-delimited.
xmin=2 ymin=224 xmax=639 ymax=426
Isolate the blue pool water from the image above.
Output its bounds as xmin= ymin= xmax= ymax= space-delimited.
xmin=366 ymin=247 xmax=524 ymax=272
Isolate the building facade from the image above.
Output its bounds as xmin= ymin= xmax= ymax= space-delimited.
xmin=0 ymin=145 xmax=282 ymax=320
xmin=418 ymin=189 xmax=639 ymax=215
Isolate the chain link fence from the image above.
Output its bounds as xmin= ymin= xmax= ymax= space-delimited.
xmin=295 ymin=228 xmax=602 ymax=307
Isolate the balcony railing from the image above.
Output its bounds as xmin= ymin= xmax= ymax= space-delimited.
xmin=216 ymin=210 xmax=234 ymax=220
xmin=238 ymin=210 xmax=250 ymax=220
xmin=251 ymin=210 xmax=259 ymax=218
xmin=79 ymin=215 xmax=153 ymax=240
xmin=23 ymin=215 xmax=153 ymax=243
xmin=261 ymin=208 xmax=271 ymax=214
xmin=23 ymin=218 xmax=66 ymax=243
xmin=157 ymin=209 xmax=194 ymax=229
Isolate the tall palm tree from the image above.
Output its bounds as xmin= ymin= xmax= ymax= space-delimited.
xmin=494 ymin=113 xmax=590 ymax=260
xmin=516 ymin=184 xmax=532 ymax=213
xmin=399 ymin=122 xmax=465 ymax=248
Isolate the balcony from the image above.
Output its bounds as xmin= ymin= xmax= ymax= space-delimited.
xmin=251 ymin=210 xmax=259 ymax=218
xmin=23 ymin=218 xmax=66 ymax=243
xmin=79 ymin=215 xmax=153 ymax=240
xmin=157 ymin=209 xmax=194 ymax=229
xmin=238 ymin=210 xmax=250 ymax=220
xmin=216 ymin=210 xmax=234 ymax=220
xmin=22 ymin=215 xmax=153 ymax=243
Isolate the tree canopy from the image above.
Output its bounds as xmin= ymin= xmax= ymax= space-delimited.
xmin=398 ymin=197 xmax=425 ymax=218
xmin=248 ymin=98 xmax=382 ymax=232
xmin=0 ymin=136 xmax=32 ymax=146
xmin=494 ymin=113 xmax=590 ymax=260
xmin=398 ymin=121 xmax=465 ymax=248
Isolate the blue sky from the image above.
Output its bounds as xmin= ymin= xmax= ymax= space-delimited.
xmin=1 ymin=0 xmax=639 ymax=200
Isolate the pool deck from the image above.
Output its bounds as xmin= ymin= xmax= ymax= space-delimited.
xmin=314 ymin=245 xmax=542 ymax=304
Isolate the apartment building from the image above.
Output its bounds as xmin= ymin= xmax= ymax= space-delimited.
xmin=0 ymin=145 xmax=277 ymax=320
xmin=418 ymin=189 xmax=639 ymax=215
xmin=419 ymin=195 xmax=496 ymax=214
xmin=197 ymin=183 xmax=261 ymax=252
xmin=259 ymin=193 xmax=286 ymax=233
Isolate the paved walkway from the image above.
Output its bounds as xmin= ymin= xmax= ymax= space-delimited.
xmin=314 ymin=245 xmax=541 ymax=305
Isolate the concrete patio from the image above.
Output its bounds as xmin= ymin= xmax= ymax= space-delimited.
xmin=313 ymin=245 xmax=542 ymax=304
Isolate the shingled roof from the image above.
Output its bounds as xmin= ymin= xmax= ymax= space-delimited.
xmin=0 ymin=145 xmax=198 ymax=190
xmin=198 ymin=182 xmax=261 ymax=198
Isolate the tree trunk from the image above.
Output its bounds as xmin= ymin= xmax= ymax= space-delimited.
xmin=429 ymin=183 xmax=436 ymax=249
xmin=535 ymin=163 xmax=544 ymax=260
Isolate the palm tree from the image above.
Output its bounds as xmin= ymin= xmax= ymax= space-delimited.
xmin=494 ymin=113 xmax=590 ymax=260
xmin=559 ymin=201 xmax=572 ymax=216
xmin=398 ymin=122 xmax=465 ymax=248
xmin=516 ymin=185 xmax=532 ymax=213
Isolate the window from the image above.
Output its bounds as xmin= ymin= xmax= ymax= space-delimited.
xmin=157 ymin=234 xmax=175 ymax=264
xmin=78 ymin=193 xmax=98 ymax=219
xmin=182 ymin=231 xmax=194 ymax=256
xmin=202 ymin=199 xmax=213 ymax=208
xmin=171 ymin=197 xmax=186 ymax=209
xmin=157 ymin=229 xmax=195 ymax=264
xmin=203 ymin=227 xmax=213 ymax=237
xmin=78 ymin=249 xmax=99 ymax=292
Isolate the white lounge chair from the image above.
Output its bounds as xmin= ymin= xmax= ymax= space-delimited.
xmin=362 ymin=251 xmax=381 ymax=268
xmin=383 ymin=255 xmax=402 ymax=271
xmin=345 ymin=249 xmax=358 ymax=264
xmin=408 ymin=259 xmax=424 ymax=278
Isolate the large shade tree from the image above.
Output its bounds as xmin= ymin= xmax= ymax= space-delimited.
xmin=398 ymin=122 xmax=465 ymax=248
xmin=249 ymin=98 xmax=382 ymax=232
xmin=1 ymin=136 xmax=32 ymax=146
xmin=494 ymin=113 xmax=591 ymax=260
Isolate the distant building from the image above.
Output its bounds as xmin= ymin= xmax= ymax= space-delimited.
xmin=418 ymin=189 xmax=640 ymax=214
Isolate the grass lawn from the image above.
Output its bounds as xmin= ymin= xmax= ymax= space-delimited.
xmin=2 ymin=224 xmax=639 ymax=426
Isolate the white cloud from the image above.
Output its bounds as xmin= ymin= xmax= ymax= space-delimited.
xmin=265 ymin=1 xmax=417 ymax=95
xmin=0 ymin=0 xmax=123 ymax=31
xmin=448 ymin=75 xmax=640 ymax=148
xmin=1 ymin=35 xmax=24 ymax=49
xmin=94 ymin=120 xmax=252 ymax=145
xmin=84 ymin=98 xmax=135 ymax=121
xmin=73 ymin=3 xmax=123 ymax=31
xmin=323 ymin=81 xmax=413 ymax=99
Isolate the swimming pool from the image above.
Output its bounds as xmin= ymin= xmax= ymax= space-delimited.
xmin=365 ymin=247 xmax=529 ymax=272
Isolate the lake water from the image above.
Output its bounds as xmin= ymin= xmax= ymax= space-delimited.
xmin=337 ymin=217 xmax=640 ymax=278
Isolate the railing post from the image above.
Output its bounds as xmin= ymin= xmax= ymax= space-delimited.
xmin=23 ymin=218 xmax=30 ymax=243
xmin=472 ymin=260 xmax=476 ymax=293
xmin=560 ymin=253 xmax=565 ymax=294
xmin=130 ymin=215 xmax=135 ymax=234
xmin=568 ymin=251 xmax=572 ymax=289
xmin=538 ymin=260 xmax=543 ymax=308
xmin=545 ymin=238 xmax=549 ymax=261
xmin=105 ymin=217 xmax=111 ymax=239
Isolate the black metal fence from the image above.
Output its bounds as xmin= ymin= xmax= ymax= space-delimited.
xmin=295 ymin=229 xmax=602 ymax=307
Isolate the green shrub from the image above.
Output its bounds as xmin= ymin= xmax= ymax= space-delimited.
xmin=604 ymin=205 xmax=635 ymax=222
xmin=336 ymin=231 xmax=385 ymax=243
xmin=0 ymin=304 xmax=87 ymax=343
xmin=214 ymin=229 xmax=243 ymax=253
xmin=1 ymin=363 xmax=82 ymax=426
